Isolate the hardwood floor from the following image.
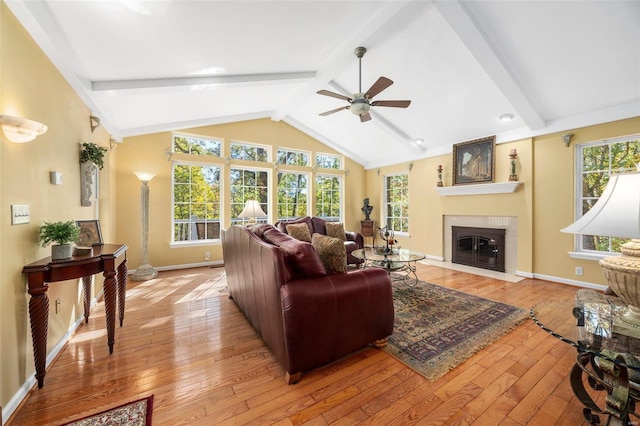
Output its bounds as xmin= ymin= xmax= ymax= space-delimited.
xmin=8 ymin=264 xmax=605 ymax=425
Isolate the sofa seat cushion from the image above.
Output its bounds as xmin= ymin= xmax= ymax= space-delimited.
xmin=286 ymin=223 xmax=313 ymax=242
xmin=325 ymin=222 xmax=347 ymax=241
xmin=312 ymin=233 xmax=347 ymax=274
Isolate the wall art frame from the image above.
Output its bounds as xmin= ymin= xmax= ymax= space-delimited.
xmin=452 ymin=135 xmax=496 ymax=185
xmin=76 ymin=219 xmax=103 ymax=246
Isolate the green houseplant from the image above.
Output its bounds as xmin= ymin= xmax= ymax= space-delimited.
xmin=80 ymin=142 xmax=108 ymax=169
xmin=39 ymin=221 xmax=80 ymax=260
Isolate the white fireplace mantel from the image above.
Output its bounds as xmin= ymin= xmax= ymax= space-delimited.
xmin=434 ymin=182 xmax=522 ymax=196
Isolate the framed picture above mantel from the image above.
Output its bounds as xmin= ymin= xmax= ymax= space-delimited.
xmin=452 ymin=135 xmax=496 ymax=185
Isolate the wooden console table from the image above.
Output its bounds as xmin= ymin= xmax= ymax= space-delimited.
xmin=22 ymin=244 xmax=128 ymax=388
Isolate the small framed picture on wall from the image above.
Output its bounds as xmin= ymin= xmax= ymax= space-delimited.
xmin=76 ymin=220 xmax=103 ymax=246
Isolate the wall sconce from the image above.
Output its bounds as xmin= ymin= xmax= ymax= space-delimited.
xmin=89 ymin=116 xmax=101 ymax=133
xmin=407 ymin=163 xmax=413 ymax=172
xmin=0 ymin=114 xmax=47 ymax=143
xmin=561 ymin=133 xmax=573 ymax=147
xmin=164 ymin=149 xmax=173 ymax=162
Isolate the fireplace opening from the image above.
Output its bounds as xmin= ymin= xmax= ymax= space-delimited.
xmin=452 ymin=226 xmax=506 ymax=272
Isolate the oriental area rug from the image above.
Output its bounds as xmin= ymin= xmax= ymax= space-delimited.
xmin=383 ymin=280 xmax=529 ymax=381
xmin=63 ymin=395 xmax=153 ymax=426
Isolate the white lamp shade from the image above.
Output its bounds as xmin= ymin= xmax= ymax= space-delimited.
xmin=133 ymin=171 xmax=156 ymax=182
xmin=561 ymin=171 xmax=640 ymax=239
xmin=238 ymin=200 xmax=267 ymax=219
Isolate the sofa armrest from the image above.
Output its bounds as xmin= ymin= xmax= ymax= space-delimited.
xmin=280 ymin=268 xmax=394 ymax=375
xmin=345 ymin=231 xmax=364 ymax=249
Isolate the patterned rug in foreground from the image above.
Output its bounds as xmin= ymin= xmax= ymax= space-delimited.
xmin=63 ymin=395 xmax=153 ymax=426
xmin=384 ymin=280 xmax=529 ymax=381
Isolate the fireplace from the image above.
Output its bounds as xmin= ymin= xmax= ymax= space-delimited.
xmin=452 ymin=226 xmax=506 ymax=272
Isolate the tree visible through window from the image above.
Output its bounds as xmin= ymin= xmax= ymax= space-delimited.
xmin=385 ymin=174 xmax=409 ymax=233
xmin=173 ymin=163 xmax=221 ymax=241
xmin=277 ymin=172 xmax=308 ymax=220
xmin=277 ymin=149 xmax=309 ymax=166
xmin=230 ymin=141 xmax=269 ymax=162
xmin=174 ymin=134 xmax=221 ymax=157
xmin=316 ymin=175 xmax=342 ymax=221
xmin=316 ymin=153 xmax=341 ymax=169
xmin=577 ymin=136 xmax=639 ymax=252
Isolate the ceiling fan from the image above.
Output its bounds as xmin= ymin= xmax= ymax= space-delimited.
xmin=317 ymin=46 xmax=411 ymax=123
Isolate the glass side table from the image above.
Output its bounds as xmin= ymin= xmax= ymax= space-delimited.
xmin=531 ymin=290 xmax=640 ymax=425
xmin=351 ymin=248 xmax=425 ymax=287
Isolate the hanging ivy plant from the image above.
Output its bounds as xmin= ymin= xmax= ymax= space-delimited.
xmin=80 ymin=142 xmax=108 ymax=170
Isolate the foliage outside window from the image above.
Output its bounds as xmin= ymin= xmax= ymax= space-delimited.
xmin=385 ymin=173 xmax=409 ymax=233
xmin=173 ymin=134 xmax=221 ymax=157
xmin=277 ymin=149 xmax=309 ymax=166
xmin=576 ymin=136 xmax=639 ymax=253
xmin=173 ymin=163 xmax=221 ymax=242
xmin=277 ymin=172 xmax=309 ymax=220
xmin=315 ymin=175 xmax=342 ymax=221
xmin=230 ymin=141 xmax=269 ymax=162
xmin=230 ymin=168 xmax=269 ymax=225
xmin=316 ymin=153 xmax=342 ymax=170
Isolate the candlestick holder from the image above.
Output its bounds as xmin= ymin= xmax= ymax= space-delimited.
xmin=509 ymin=150 xmax=518 ymax=182
xmin=437 ymin=164 xmax=443 ymax=187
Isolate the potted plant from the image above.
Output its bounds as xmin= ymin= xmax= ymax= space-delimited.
xmin=39 ymin=221 xmax=80 ymax=260
xmin=80 ymin=142 xmax=108 ymax=169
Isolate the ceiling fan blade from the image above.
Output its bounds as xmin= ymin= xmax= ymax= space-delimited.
xmin=360 ymin=112 xmax=372 ymax=122
xmin=319 ymin=106 xmax=349 ymax=116
xmin=317 ymin=90 xmax=352 ymax=102
xmin=365 ymin=77 xmax=393 ymax=99
xmin=371 ymin=100 xmax=411 ymax=108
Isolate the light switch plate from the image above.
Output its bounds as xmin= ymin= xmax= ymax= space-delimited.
xmin=11 ymin=204 xmax=30 ymax=225
xmin=50 ymin=171 xmax=62 ymax=185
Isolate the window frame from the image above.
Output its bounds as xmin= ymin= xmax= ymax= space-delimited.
xmin=276 ymin=170 xmax=310 ymax=221
xmin=229 ymin=165 xmax=271 ymax=226
xmin=172 ymin=132 xmax=222 ymax=158
xmin=229 ymin=140 xmax=271 ymax=163
xmin=315 ymin=152 xmax=343 ymax=170
xmin=315 ymin=173 xmax=343 ymax=222
xmin=276 ymin=148 xmax=311 ymax=166
xmin=383 ymin=172 xmax=409 ymax=236
xmin=570 ymin=134 xmax=639 ymax=259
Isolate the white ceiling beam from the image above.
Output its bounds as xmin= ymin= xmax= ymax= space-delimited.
xmin=435 ymin=0 xmax=546 ymax=130
xmin=91 ymin=72 xmax=315 ymax=92
xmin=270 ymin=0 xmax=428 ymax=122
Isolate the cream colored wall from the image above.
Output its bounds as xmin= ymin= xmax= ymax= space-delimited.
xmin=116 ymin=119 xmax=366 ymax=268
xmin=534 ymin=117 xmax=640 ymax=285
xmin=1 ymin=4 xmax=112 ymax=409
xmin=365 ymin=139 xmax=534 ymax=274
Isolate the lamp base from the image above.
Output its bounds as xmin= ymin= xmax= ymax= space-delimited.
xmin=131 ymin=263 xmax=158 ymax=281
xmin=601 ymin=239 xmax=640 ymax=331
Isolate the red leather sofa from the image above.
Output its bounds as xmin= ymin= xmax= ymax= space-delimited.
xmin=221 ymin=224 xmax=394 ymax=384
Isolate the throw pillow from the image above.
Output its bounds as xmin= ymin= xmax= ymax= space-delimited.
xmin=325 ymin=222 xmax=346 ymax=241
xmin=286 ymin=223 xmax=312 ymax=242
xmin=311 ymin=233 xmax=347 ymax=274
xmin=279 ymin=239 xmax=326 ymax=278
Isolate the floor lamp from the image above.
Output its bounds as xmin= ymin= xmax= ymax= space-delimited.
xmin=131 ymin=171 xmax=158 ymax=281
xmin=561 ymin=169 xmax=640 ymax=334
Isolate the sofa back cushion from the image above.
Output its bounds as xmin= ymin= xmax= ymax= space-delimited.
xmin=311 ymin=233 xmax=347 ymax=274
xmin=277 ymin=216 xmax=314 ymax=236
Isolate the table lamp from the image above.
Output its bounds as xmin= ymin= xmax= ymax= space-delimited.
xmin=238 ymin=200 xmax=267 ymax=225
xmin=561 ymin=169 xmax=640 ymax=331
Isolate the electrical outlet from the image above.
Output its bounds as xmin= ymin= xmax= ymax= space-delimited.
xmin=575 ymin=267 xmax=583 ymax=276
xmin=205 ymin=251 xmax=210 ymax=261
xmin=55 ymin=298 xmax=61 ymax=314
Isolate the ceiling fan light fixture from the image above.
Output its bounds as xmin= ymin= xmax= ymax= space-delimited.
xmin=350 ymin=98 xmax=370 ymax=116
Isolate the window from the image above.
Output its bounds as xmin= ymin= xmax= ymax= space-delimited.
xmin=277 ymin=172 xmax=309 ymax=220
xmin=230 ymin=168 xmax=269 ymax=225
xmin=385 ymin=173 xmax=409 ymax=233
xmin=316 ymin=153 xmax=342 ymax=170
xmin=277 ymin=149 xmax=309 ymax=166
xmin=576 ymin=136 xmax=639 ymax=253
xmin=173 ymin=134 xmax=221 ymax=157
xmin=230 ymin=141 xmax=269 ymax=162
xmin=315 ymin=174 xmax=342 ymax=221
xmin=173 ymin=163 xmax=221 ymax=242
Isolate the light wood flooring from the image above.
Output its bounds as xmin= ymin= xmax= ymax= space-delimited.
xmin=8 ymin=264 xmax=606 ymax=425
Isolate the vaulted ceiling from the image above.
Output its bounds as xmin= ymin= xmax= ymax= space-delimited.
xmin=6 ymin=0 xmax=640 ymax=169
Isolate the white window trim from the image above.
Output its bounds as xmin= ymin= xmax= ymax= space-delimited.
xmin=276 ymin=147 xmax=311 ymax=167
xmin=230 ymin=139 xmax=271 ymax=162
xmin=383 ymin=172 xmax=409 ymax=233
xmin=315 ymin=152 xmax=344 ymax=170
xmin=315 ymin=172 xmax=344 ymax=222
xmin=229 ymin=165 xmax=272 ymax=224
xmin=276 ymin=170 xmax=311 ymax=220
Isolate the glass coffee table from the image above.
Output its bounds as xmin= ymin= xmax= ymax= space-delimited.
xmin=352 ymin=248 xmax=426 ymax=287
xmin=531 ymin=290 xmax=640 ymax=425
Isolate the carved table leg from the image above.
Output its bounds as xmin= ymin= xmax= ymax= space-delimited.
xmin=82 ymin=275 xmax=92 ymax=324
xmin=103 ymin=268 xmax=117 ymax=354
xmin=28 ymin=293 xmax=49 ymax=388
xmin=117 ymin=259 xmax=128 ymax=327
